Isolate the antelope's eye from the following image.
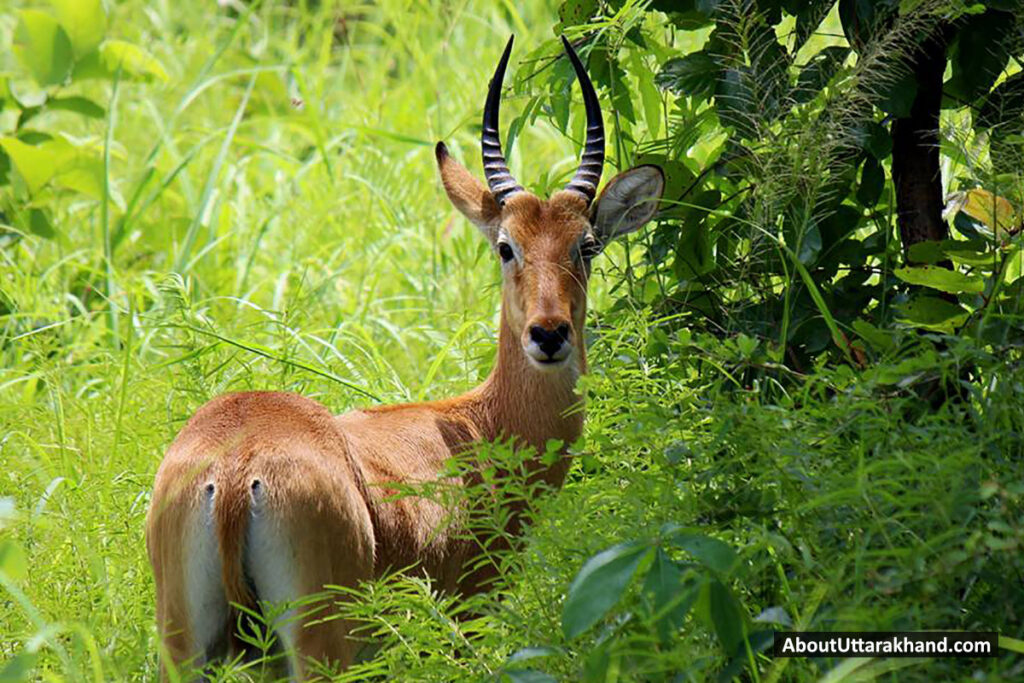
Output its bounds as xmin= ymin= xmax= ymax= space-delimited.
xmin=497 ymin=242 xmax=515 ymax=263
xmin=580 ymin=238 xmax=600 ymax=261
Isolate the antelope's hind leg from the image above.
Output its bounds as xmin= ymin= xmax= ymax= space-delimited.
xmin=245 ymin=462 xmax=376 ymax=678
xmin=150 ymin=480 xmax=231 ymax=678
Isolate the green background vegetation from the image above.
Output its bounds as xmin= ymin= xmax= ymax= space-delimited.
xmin=1 ymin=0 xmax=1023 ymax=680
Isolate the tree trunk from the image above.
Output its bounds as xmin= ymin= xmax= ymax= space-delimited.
xmin=891 ymin=25 xmax=953 ymax=263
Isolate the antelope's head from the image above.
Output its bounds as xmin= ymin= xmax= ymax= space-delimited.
xmin=436 ymin=36 xmax=664 ymax=372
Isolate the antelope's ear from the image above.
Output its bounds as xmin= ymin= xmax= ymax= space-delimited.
xmin=436 ymin=142 xmax=501 ymax=242
xmin=590 ymin=165 xmax=664 ymax=248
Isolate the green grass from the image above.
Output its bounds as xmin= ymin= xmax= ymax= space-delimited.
xmin=2 ymin=1 xmax=1024 ymax=681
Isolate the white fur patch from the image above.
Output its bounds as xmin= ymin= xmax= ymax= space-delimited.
xmin=246 ymin=481 xmax=302 ymax=674
xmin=184 ymin=482 xmax=229 ymax=660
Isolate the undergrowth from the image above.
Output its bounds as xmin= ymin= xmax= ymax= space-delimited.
xmin=1 ymin=0 xmax=1022 ymax=681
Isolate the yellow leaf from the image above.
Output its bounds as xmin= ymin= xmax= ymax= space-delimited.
xmin=949 ymin=188 xmax=1018 ymax=238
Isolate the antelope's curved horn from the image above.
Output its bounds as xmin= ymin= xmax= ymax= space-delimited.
xmin=561 ymin=35 xmax=604 ymax=204
xmin=482 ymin=35 xmax=523 ymax=206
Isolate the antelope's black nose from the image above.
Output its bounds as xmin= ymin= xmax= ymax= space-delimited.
xmin=530 ymin=324 xmax=571 ymax=358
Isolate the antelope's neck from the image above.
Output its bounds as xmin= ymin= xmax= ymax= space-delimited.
xmin=472 ymin=309 xmax=585 ymax=456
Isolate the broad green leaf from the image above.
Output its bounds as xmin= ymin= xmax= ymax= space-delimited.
xmin=893 ymin=266 xmax=985 ymax=293
xmin=0 ymin=651 xmax=38 ymax=682
xmin=851 ymin=319 xmax=895 ymax=353
xmin=1000 ymin=635 xmax=1024 ymax=655
xmin=47 ymin=95 xmax=105 ymax=119
xmin=7 ymin=82 xmax=47 ymax=109
xmin=908 ymin=239 xmax=993 ymax=268
xmin=74 ymin=40 xmax=169 ymax=82
xmin=877 ymin=71 xmax=917 ymax=118
xmin=895 ymin=296 xmax=970 ymax=332
xmin=794 ymin=46 xmax=849 ymax=103
xmin=671 ymin=532 xmax=737 ymax=574
xmin=674 ymin=221 xmax=715 ymax=279
xmin=13 ymin=10 xmax=73 ymax=87
xmin=101 ymin=40 xmax=169 ymax=82
xmin=0 ymin=137 xmax=71 ymax=194
xmin=715 ymin=67 xmax=757 ymax=139
xmin=0 ymin=538 xmax=27 ymax=581
xmin=947 ymin=246 xmax=996 ymax=269
xmin=856 ymin=156 xmax=884 ymax=208
xmin=636 ymin=155 xmax=694 ymax=203
xmin=636 ymin=54 xmax=662 ymax=138
xmin=945 ymin=9 xmax=1013 ymax=103
xmin=558 ymin=0 xmax=598 ymax=27
xmin=655 ymin=51 xmax=719 ymax=99
xmin=852 ymin=120 xmax=892 ymax=160
xmin=27 ymin=208 xmax=57 ymax=239
xmin=54 ymin=163 xmax=106 ymax=202
xmin=562 ymin=540 xmax=651 ymax=639
xmin=50 ymin=0 xmax=107 ymax=57
xmin=695 ymin=577 xmax=747 ymax=654
xmin=643 ymin=548 xmax=696 ymax=642
xmin=797 ymin=222 xmax=822 ymax=266
xmin=1003 ymin=245 xmax=1024 ymax=285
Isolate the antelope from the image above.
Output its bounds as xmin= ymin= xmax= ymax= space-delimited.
xmin=146 ymin=35 xmax=664 ymax=679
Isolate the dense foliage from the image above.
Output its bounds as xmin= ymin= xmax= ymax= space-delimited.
xmin=1 ymin=0 xmax=1023 ymax=681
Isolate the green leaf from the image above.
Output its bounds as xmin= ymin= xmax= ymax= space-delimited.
xmin=27 ymin=208 xmax=57 ymax=239
xmin=675 ymin=221 xmax=716 ymax=279
xmin=637 ymin=54 xmax=662 ymax=138
xmin=856 ymin=155 xmax=884 ymax=207
xmin=643 ymin=548 xmax=696 ymax=642
xmin=74 ymin=40 xmax=170 ymax=82
xmin=558 ymin=0 xmax=598 ymax=27
xmin=877 ymin=71 xmax=918 ymax=118
xmin=562 ymin=540 xmax=651 ymax=639
xmin=893 ymin=266 xmax=985 ymax=293
xmin=852 ymin=319 xmax=895 ymax=353
xmin=715 ymin=67 xmax=757 ymax=139
xmin=670 ymin=532 xmax=737 ymax=574
xmin=852 ymin=120 xmax=892 ymax=160
xmin=47 ymin=95 xmax=105 ymax=118
xmin=908 ymin=239 xmax=993 ymax=268
xmin=50 ymin=0 xmax=107 ymax=57
xmin=636 ymin=155 xmax=695 ymax=203
xmin=794 ymin=46 xmax=849 ymax=103
xmin=695 ymin=577 xmax=747 ymax=654
xmin=945 ymin=9 xmax=1013 ymax=103
xmin=13 ymin=10 xmax=74 ymax=87
xmin=895 ymin=296 xmax=970 ymax=332
xmin=839 ymin=0 xmax=896 ymax=51
xmin=1000 ymin=635 xmax=1024 ymax=655
xmin=1002 ymin=244 xmax=1024 ymax=285
xmin=797 ymin=222 xmax=822 ymax=266
xmin=0 ymin=651 xmax=38 ymax=683
xmin=0 ymin=137 xmax=70 ymax=194
xmin=655 ymin=51 xmax=719 ymax=99
xmin=101 ymin=40 xmax=170 ymax=82
xmin=0 ymin=539 xmax=27 ymax=581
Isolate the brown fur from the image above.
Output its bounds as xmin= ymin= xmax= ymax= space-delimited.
xmin=147 ymin=145 xmax=660 ymax=679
